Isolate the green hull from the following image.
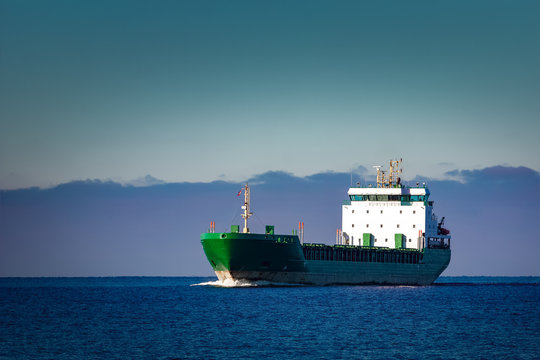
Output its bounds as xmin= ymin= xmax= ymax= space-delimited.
xmin=201 ymin=232 xmax=450 ymax=286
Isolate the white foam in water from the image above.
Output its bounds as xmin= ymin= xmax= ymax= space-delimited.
xmin=191 ymin=279 xmax=305 ymax=287
xmin=191 ymin=279 xmax=254 ymax=287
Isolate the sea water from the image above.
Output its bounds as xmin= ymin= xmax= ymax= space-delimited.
xmin=1 ymin=277 xmax=538 ymax=359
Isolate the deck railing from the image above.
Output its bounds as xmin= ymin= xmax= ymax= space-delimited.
xmin=302 ymin=244 xmax=423 ymax=264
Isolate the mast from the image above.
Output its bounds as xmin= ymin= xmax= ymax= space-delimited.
xmin=388 ymin=158 xmax=402 ymax=186
xmin=373 ymin=165 xmax=383 ymax=188
xmin=373 ymin=159 xmax=402 ymax=188
xmin=241 ymin=183 xmax=252 ymax=233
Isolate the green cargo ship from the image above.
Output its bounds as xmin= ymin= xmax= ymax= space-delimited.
xmin=201 ymin=160 xmax=451 ymax=285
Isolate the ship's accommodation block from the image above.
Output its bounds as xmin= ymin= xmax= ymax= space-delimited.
xmin=342 ymin=186 xmax=440 ymax=250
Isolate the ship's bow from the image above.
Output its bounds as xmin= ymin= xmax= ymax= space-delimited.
xmin=201 ymin=232 xmax=306 ymax=283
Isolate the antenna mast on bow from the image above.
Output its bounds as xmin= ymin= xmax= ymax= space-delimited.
xmin=240 ymin=183 xmax=252 ymax=233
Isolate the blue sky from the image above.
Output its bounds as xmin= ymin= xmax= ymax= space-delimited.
xmin=1 ymin=0 xmax=539 ymax=189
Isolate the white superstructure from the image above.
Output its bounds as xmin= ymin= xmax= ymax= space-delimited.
xmin=340 ymin=160 xmax=450 ymax=250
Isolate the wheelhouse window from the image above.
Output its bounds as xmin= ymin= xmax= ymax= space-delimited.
xmin=348 ymin=194 xmax=428 ymax=202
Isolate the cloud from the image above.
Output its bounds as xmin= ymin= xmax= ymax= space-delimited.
xmin=247 ymin=171 xmax=298 ymax=186
xmin=1 ymin=165 xmax=539 ymax=277
xmin=125 ymin=175 xmax=166 ymax=187
xmin=445 ymin=166 xmax=539 ymax=185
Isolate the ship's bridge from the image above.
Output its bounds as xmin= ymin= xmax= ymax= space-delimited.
xmin=339 ymin=160 xmax=449 ymax=250
xmin=347 ymin=186 xmax=430 ymax=203
xmin=341 ymin=184 xmax=439 ymax=249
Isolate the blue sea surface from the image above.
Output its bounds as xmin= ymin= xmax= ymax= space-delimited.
xmin=1 ymin=277 xmax=538 ymax=359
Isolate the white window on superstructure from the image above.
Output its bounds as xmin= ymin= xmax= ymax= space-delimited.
xmin=366 ymin=210 xmax=369 ymax=214
xmin=352 ymin=224 xmax=354 ymax=228
xmin=366 ymin=224 xmax=369 ymax=228
xmin=380 ymin=224 xmax=383 ymax=228
xmin=397 ymin=224 xmax=400 ymax=228
xmin=413 ymin=224 xmax=416 ymax=228
xmin=380 ymin=210 xmax=383 ymax=214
